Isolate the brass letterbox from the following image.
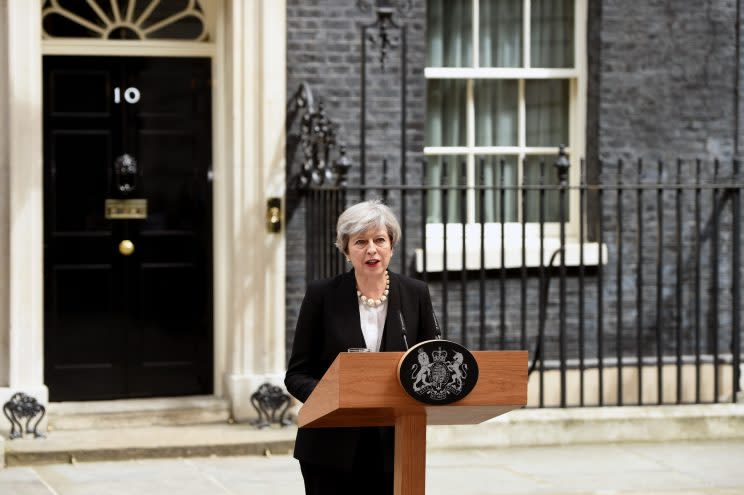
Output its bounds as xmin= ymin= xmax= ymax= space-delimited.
xmin=105 ymin=199 xmax=147 ymax=220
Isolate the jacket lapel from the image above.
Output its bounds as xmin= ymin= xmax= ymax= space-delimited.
xmin=381 ymin=272 xmax=405 ymax=352
xmin=339 ymin=269 xmax=366 ymax=349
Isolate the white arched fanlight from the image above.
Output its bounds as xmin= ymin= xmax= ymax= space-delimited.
xmin=42 ymin=0 xmax=210 ymax=41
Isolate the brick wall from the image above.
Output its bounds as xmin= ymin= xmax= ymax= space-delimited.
xmin=593 ymin=0 xmax=742 ymax=361
xmin=596 ymin=0 xmax=738 ymax=160
xmin=285 ymin=0 xmax=427 ymax=358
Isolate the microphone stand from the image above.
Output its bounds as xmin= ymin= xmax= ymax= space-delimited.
xmin=432 ymin=309 xmax=443 ymax=340
xmin=398 ymin=311 xmax=410 ymax=350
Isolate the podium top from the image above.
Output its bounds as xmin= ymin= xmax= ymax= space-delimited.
xmin=298 ymin=350 xmax=527 ymax=428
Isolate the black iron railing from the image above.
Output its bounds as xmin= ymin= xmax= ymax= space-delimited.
xmin=304 ymin=150 xmax=742 ymax=407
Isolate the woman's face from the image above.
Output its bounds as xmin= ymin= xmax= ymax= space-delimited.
xmin=347 ymin=227 xmax=392 ymax=277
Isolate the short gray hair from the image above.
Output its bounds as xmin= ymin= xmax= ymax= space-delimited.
xmin=335 ymin=200 xmax=401 ymax=255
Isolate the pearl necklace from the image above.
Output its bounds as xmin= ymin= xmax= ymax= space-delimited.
xmin=356 ymin=271 xmax=390 ymax=307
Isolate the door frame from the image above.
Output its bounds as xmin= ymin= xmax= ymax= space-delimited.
xmin=4 ymin=0 xmax=286 ymax=417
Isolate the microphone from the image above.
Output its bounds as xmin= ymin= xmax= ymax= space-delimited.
xmin=398 ymin=311 xmax=410 ymax=350
xmin=431 ymin=309 xmax=443 ymax=340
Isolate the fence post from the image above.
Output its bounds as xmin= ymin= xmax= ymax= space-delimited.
xmin=555 ymin=145 xmax=570 ymax=407
xmin=733 ymin=159 xmax=741 ymax=402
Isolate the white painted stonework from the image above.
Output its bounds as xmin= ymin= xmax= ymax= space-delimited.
xmin=0 ymin=0 xmax=47 ymax=414
xmin=0 ymin=0 xmax=287 ymax=425
xmin=0 ymin=0 xmax=9 ymax=392
xmin=213 ymin=0 xmax=287 ymax=421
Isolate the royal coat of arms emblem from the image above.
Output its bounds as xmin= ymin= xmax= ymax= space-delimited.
xmin=398 ymin=340 xmax=479 ymax=405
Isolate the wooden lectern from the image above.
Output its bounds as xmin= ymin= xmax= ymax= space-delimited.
xmin=298 ymin=350 xmax=527 ymax=495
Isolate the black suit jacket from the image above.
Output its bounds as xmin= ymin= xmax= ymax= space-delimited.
xmin=285 ymin=270 xmax=437 ymax=471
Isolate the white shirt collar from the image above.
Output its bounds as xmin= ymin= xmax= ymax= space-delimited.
xmin=358 ymin=299 xmax=388 ymax=352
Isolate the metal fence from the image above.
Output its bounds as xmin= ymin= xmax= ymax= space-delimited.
xmin=304 ymin=150 xmax=742 ymax=407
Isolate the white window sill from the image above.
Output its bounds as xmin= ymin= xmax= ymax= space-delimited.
xmin=414 ymin=224 xmax=607 ymax=272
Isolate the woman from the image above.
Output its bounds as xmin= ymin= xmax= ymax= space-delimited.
xmin=285 ymin=199 xmax=437 ymax=495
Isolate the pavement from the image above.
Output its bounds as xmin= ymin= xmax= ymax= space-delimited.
xmin=0 ymin=440 xmax=742 ymax=495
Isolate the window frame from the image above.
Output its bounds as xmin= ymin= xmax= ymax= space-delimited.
xmin=423 ymin=0 xmax=587 ymax=243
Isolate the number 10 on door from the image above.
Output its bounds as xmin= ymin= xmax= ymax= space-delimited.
xmin=114 ymin=87 xmax=141 ymax=104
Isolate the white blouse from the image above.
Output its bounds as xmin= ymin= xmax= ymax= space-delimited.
xmin=358 ymin=299 xmax=388 ymax=352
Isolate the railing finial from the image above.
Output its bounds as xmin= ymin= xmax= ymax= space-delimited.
xmin=554 ymin=144 xmax=571 ymax=185
xmin=333 ymin=145 xmax=352 ymax=187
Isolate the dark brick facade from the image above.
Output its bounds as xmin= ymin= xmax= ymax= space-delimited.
xmin=591 ymin=0 xmax=742 ymax=361
xmin=594 ymin=0 xmax=738 ymax=161
xmin=285 ymin=0 xmax=427 ymax=359
xmin=285 ymin=0 xmax=743 ymax=365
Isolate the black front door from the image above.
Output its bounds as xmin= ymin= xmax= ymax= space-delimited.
xmin=43 ymin=56 xmax=213 ymax=401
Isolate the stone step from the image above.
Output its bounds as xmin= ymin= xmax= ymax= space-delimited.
xmin=4 ymin=403 xmax=743 ymax=468
xmin=3 ymin=423 xmax=296 ymax=467
xmin=47 ymin=396 xmax=232 ymax=431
